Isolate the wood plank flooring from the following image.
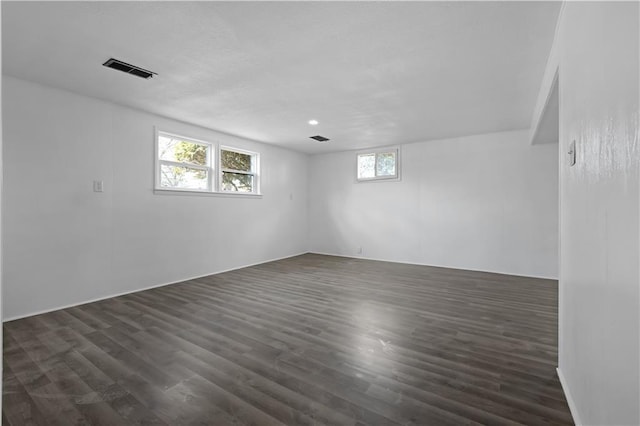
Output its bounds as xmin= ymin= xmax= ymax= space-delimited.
xmin=3 ymin=254 xmax=573 ymax=425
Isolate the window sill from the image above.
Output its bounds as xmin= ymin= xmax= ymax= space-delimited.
xmin=154 ymin=189 xmax=262 ymax=198
xmin=356 ymin=176 xmax=401 ymax=183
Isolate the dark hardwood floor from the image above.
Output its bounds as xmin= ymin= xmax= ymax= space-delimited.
xmin=3 ymin=254 xmax=573 ymax=425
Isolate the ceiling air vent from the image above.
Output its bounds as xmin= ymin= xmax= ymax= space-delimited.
xmin=310 ymin=135 xmax=330 ymax=142
xmin=102 ymin=58 xmax=156 ymax=79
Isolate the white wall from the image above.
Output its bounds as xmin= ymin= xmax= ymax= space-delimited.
xmin=0 ymin=2 xmax=4 ymax=407
xmin=2 ymin=76 xmax=309 ymax=320
xmin=309 ymin=129 xmax=559 ymax=278
xmin=556 ymin=2 xmax=639 ymax=425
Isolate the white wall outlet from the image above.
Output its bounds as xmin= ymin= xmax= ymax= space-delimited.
xmin=357 ymin=246 xmax=363 ymax=255
xmin=93 ymin=180 xmax=104 ymax=192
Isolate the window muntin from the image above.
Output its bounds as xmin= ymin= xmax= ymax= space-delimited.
xmin=357 ymin=149 xmax=399 ymax=181
xmin=220 ymin=147 xmax=259 ymax=193
xmin=157 ymin=132 xmax=212 ymax=191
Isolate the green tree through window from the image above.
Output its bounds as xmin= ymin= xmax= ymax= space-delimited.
xmin=156 ymin=131 xmax=260 ymax=194
xmin=221 ymin=149 xmax=256 ymax=192
xmin=158 ymin=134 xmax=210 ymax=190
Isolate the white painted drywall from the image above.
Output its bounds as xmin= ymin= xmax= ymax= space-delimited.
xmin=2 ymin=76 xmax=309 ymax=320
xmin=0 ymin=2 xmax=4 ymax=407
xmin=531 ymin=75 xmax=559 ymax=146
xmin=529 ymin=2 xmax=563 ymax=147
xmin=308 ymin=129 xmax=559 ymax=279
xmin=555 ymin=2 xmax=640 ymax=425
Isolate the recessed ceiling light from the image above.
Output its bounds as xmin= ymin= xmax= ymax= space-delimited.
xmin=308 ymin=119 xmax=319 ymax=126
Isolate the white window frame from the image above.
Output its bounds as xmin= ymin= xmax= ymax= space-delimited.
xmin=219 ymin=146 xmax=260 ymax=195
xmin=155 ymin=130 xmax=214 ymax=192
xmin=356 ymin=146 xmax=401 ymax=182
xmin=154 ymin=128 xmax=261 ymax=196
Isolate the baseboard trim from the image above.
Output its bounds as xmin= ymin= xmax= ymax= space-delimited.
xmin=557 ymin=367 xmax=581 ymax=426
xmin=308 ymin=251 xmax=558 ymax=280
xmin=3 ymin=251 xmax=309 ymax=322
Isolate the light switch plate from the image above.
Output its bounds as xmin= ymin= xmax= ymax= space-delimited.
xmin=568 ymin=140 xmax=576 ymax=166
xmin=93 ymin=180 xmax=104 ymax=192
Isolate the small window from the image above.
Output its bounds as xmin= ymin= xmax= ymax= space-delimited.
xmin=157 ymin=132 xmax=213 ymax=191
xmin=220 ymin=147 xmax=259 ymax=193
xmin=357 ymin=148 xmax=399 ymax=181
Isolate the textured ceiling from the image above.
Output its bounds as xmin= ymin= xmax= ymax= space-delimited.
xmin=2 ymin=1 xmax=560 ymax=154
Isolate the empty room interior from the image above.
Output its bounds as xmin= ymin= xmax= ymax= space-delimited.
xmin=1 ymin=1 xmax=638 ymax=425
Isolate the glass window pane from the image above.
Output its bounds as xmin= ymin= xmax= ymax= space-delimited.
xmin=357 ymin=154 xmax=375 ymax=179
xmin=222 ymin=150 xmax=252 ymax=172
xmin=160 ymin=164 xmax=208 ymax=190
xmin=376 ymin=152 xmax=396 ymax=176
xmin=158 ymin=135 xmax=208 ymax=166
xmin=222 ymin=172 xmax=254 ymax=192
